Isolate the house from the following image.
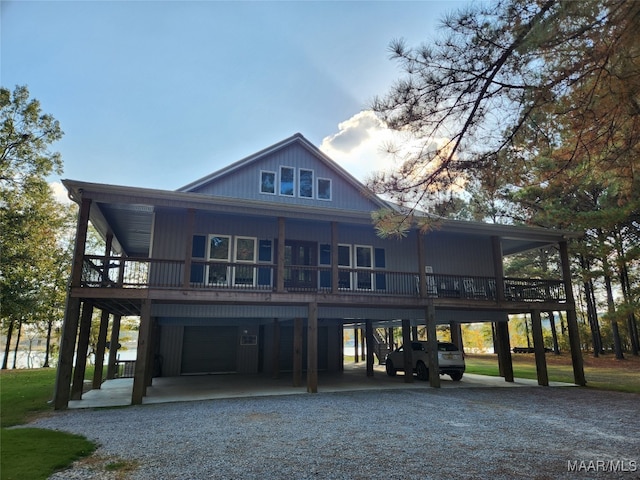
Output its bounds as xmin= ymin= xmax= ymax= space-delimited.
xmin=53 ymin=133 xmax=586 ymax=409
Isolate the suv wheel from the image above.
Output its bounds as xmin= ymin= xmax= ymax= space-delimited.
xmin=385 ymin=360 xmax=396 ymax=376
xmin=416 ymin=361 xmax=429 ymax=381
xmin=450 ymin=372 xmax=463 ymax=381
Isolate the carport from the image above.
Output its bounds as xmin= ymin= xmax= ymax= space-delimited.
xmin=68 ymin=362 xmax=577 ymax=409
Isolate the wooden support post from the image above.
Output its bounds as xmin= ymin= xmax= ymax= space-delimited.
xmin=307 ymin=303 xmax=318 ymax=393
xmin=132 ymin=299 xmax=152 ymax=405
xmin=491 ymin=236 xmax=505 ymax=302
xmin=106 ymin=314 xmax=122 ymax=380
xmin=53 ymin=197 xmax=91 ymax=410
xmin=531 ymin=310 xmax=549 ymax=386
xmin=365 ymin=319 xmax=374 ymax=377
xmin=426 ymin=304 xmax=440 ymax=388
xmin=92 ymin=309 xmax=111 ymax=389
xmin=560 ymin=241 xmax=586 ymax=386
xmin=495 ymin=319 xmax=514 ymax=382
xmin=53 ymin=298 xmax=81 ymax=409
xmin=277 ymin=217 xmax=285 ymax=293
xmin=411 ymin=326 xmax=419 ymax=341
xmin=71 ymin=301 xmax=94 ymax=400
xmin=272 ymin=319 xmax=280 ymax=379
xmin=417 ymin=230 xmax=426 ymax=298
xmin=293 ymin=318 xmax=303 ymax=387
xmin=354 ymin=327 xmax=359 ymax=363
xmin=331 ymin=221 xmax=339 ymax=294
xmin=387 ymin=327 xmax=394 ymax=350
xmin=183 ymin=208 xmax=196 ymax=288
xmin=401 ymin=319 xmax=413 ymax=383
xmin=450 ymin=322 xmax=463 ymax=352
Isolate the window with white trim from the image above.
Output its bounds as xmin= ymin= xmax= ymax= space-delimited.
xmin=279 ymin=166 xmax=295 ymax=196
xmin=234 ymin=236 xmax=257 ymax=286
xmin=207 ymin=235 xmax=231 ymax=285
xmin=260 ymin=170 xmax=276 ymax=194
xmin=317 ymin=178 xmax=331 ymax=200
xmin=355 ymin=245 xmax=373 ymax=290
xmin=299 ymin=168 xmax=313 ymax=198
xmin=338 ymin=244 xmax=351 ymax=289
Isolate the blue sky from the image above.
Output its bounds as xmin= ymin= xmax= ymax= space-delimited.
xmin=2 ymin=0 xmax=467 ymax=199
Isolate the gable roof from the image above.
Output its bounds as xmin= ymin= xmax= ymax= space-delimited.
xmin=177 ymin=132 xmax=390 ymax=210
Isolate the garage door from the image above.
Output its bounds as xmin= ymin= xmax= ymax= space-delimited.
xmin=181 ymin=326 xmax=237 ymax=374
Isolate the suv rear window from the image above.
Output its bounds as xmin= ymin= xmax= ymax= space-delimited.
xmin=438 ymin=342 xmax=459 ymax=352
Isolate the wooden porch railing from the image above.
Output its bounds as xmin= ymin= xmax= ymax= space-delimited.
xmin=81 ymin=255 xmax=567 ymax=303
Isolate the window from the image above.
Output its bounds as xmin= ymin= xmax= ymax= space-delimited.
xmin=338 ymin=244 xmax=351 ymax=289
xmin=234 ymin=237 xmax=256 ymax=286
xmin=280 ymin=166 xmax=295 ymax=196
xmin=299 ymin=169 xmax=313 ymax=198
xmin=208 ymin=235 xmax=231 ymax=285
xmin=190 ymin=235 xmax=206 ymax=283
xmin=317 ymin=178 xmax=331 ymax=200
xmin=355 ymin=245 xmax=373 ymax=290
xmin=260 ymin=171 xmax=276 ymax=194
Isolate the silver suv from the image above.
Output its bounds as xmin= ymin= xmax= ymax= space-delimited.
xmin=385 ymin=341 xmax=465 ymax=381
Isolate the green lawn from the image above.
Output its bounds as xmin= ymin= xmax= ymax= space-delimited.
xmin=464 ymin=353 xmax=640 ymax=393
xmin=0 ymin=368 xmax=96 ymax=480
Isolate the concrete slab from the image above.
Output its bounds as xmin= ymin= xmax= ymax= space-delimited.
xmin=68 ymin=363 xmax=576 ymax=409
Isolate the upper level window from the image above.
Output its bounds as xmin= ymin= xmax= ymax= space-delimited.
xmin=260 ymin=171 xmax=276 ymax=194
xmin=317 ymin=178 xmax=331 ymax=200
xmin=280 ymin=166 xmax=295 ymax=196
xmin=299 ymin=169 xmax=313 ymax=198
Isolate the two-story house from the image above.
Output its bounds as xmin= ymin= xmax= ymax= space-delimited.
xmin=53 ymin=133 xmax=585 ymax=409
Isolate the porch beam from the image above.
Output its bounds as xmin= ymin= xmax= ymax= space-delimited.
xmin=495 ymin=319 xmax=514 ymax=382
xmin=71 ymin=301 xmax=94 ymax=400
xmin=307 ymin=302 xmax=318 ymax=393
xmin=106 ymin=314 xmax=122 ymax=380
xmin=277 ymin=217 xmax=285 ymax=293
xmin=293 ymin=318 xmax=303 ymax=387
xmin=417 ymin=230 xmax=426 ymax=298
xmin=531 ymin=310 xmax=549 ymax=386
xmin=401 ymin=319 xmax=413 ymax=383
xmin=426 ymin=304 xmax=440 ymax=388
xmin=491 ymin=236 xmax=506 ymax=301
xmin=559 ymin=241 xmax=586 ymax=386
xmin=53 ymin=197 xmax=91 ymax=410
xmin=132 ymin=299 xmax=152 ymax=405
xmin=331 ymin=221 xmax=339 ymax=294
xmin=92 ymin=309 xmax=111 ymax=389
xmin=272 ymin=319 xmax=280 ymax=379
xmin=182 ymin=208 xmax=196 ymax=289
xmin=365 ymin=319 xmax=374 ymax=377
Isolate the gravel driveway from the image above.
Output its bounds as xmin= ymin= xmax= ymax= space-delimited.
xmin=32 ymin=387 xmax=639 ymax=479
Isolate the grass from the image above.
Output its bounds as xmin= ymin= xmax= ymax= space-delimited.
xmin=0 ymin=368 xmax=97 ymax=480
xmin=464 ymin=352 xmax=640 ymax=393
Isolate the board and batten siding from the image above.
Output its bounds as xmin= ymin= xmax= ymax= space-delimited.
xmin=188 ymin=143 xmax=380 ymax=212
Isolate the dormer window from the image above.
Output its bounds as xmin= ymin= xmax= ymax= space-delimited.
xmin=260 ymin=171 xmax=276 ymax=194
xmin=317 ymin=178 xmax=332 ymax=200
xmin=299 ymin=169 xmax=313 ymax=198
xmin=279 ymin=166 xmax=295 ymax=196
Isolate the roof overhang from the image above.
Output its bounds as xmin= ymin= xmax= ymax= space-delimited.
xmin=63 ymin=179 xmax=581 ymax=258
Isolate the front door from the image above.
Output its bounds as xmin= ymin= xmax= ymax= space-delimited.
xmin=284 ymin=240 xmax=317 ymax=291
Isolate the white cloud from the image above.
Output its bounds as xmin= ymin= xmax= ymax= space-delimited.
xmin=320 ymin=110 xmax=401 ymax=183
xmin=50 ymin=181 xmax=71 ymax=205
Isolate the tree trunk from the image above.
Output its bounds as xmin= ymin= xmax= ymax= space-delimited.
xmin=43 ymin=319 xmax=54 ymax=368
xmin=2 ymin=318 xmax=15 ymax=370
xmin=604 ymin=274 xmax=624 ymax=360
xmin=619 ymin=260 xmax=639 ymax=356
xmin=12 ymin=320 xmax=22 ymax=369
xmin=547 ymin=311 xmax=560 ymax=354
xmin=579 ymin=255 xmax=602 ymax=356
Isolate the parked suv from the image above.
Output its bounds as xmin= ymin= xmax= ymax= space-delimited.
xmin=385 ymin=341 xmax=465 ymax=381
